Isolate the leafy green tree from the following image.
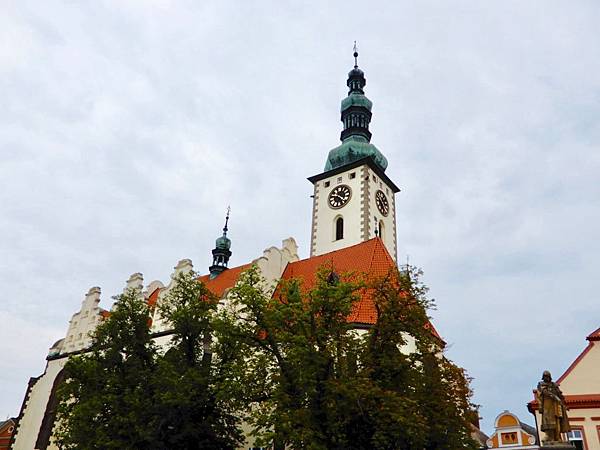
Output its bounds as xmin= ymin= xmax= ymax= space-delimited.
xmin=215 ymin=265 xmax=366 ymax=449
xmin=152 ymin=270 xmax=244 ymax=449
xmin=55 ymin=287 xmax=158 ymax=450
xmin=218 ymin=264 xmax=478 ymax=450
xmin=56 ymin=272 xmax=245 ymax=450
xmin=56 ymin=263 xmax=477 ymax=450
xmin=359 ymin=266 xmax=478 ymax=450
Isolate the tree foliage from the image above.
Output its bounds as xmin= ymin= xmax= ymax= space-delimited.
xmin=152 ymin=271 xmax=244 ymax=449
xmin=55 ymin=272 xmax=244 ymax=450
xmin=56 ymin=265 xmax=477 ymax=450
xmin=55 ymin=287 xmax=158 ymax=449
xmin=216 ymin=265 xmax=479 ymax=450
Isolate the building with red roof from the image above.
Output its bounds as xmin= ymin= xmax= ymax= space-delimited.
xmin=10 ymin=52 xmax=457 ymax=449
xmin=527 ymin=328 xmax=600 ymax=449
xmin=0 ymin=418 xmax=16 ymax=450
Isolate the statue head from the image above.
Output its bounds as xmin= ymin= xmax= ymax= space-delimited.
xmin=542 ymin=370 xmax=552 ymax=382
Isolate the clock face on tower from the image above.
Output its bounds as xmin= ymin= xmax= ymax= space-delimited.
xmin=375 ymin=190 xmax=389 ymax=216
xmin=328 ymin=185 xmax=351 ymax=209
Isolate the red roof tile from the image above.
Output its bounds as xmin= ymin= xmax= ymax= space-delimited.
xmin=281 ymin=238 xmax=395 ymax=288
xmin=191 ymin=239 xmax=443 ymax=343
xmin=281 ymin=238 xmax=394 ymax=324
xmin=280 ymin=238 xmax=444 ymax=343
xmin=198 ymin=264 xmax=252 ymax=298
xmin=147 ymin=287 xmax=161 ymax=308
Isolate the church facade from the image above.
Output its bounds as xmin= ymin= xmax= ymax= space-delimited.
xmin=10 ymin=53 xmax=433 ymax=449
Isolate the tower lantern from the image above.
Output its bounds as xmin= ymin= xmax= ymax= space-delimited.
xmin=209 ymin=207 xmax=232 ymax=278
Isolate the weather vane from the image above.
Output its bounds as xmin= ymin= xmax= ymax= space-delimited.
xmin=353 ymin=41 xmax=359 ymax=67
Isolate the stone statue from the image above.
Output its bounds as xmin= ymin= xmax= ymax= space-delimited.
xmin=536 ymin=370 xmax=571 ymax=444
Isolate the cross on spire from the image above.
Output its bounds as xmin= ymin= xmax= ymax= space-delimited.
xmin=353 ymin=41 xmax=359 ymax=68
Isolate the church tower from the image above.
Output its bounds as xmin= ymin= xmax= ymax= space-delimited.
xmin=309 ymin=49 xmax=399 ymax=261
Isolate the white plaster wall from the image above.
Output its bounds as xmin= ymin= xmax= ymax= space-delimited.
xmin=366 ymin=168 xmax=398 ymax=262
xmin=311 ymin=163 xmax=397 ymax=261
xmin=312 ymin=167 xmax=365 ymax=256
xmin=61 ymin=287 xmax=105 ymax=354
xmin=11 ymin=359 xmax=65 ymax=450
xmin=150 ymin=259 xmax=193 ymax=334
xmin=254 ymin=237 xmax=299 ymax=287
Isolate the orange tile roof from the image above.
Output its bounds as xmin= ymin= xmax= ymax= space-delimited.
xmin=192 ymin=239 xmax=443 ymax=343
xmin=147 ymin=287 xmax=161 ymax=308
xmin=281 ymin=238 xmax=394 ymax=324
xmin=282 ymin=238 xmax=395 ymax=287
xmin=198 ymin=264 xmax=252 ymax=298
xmin=280 ymin=238 xmax=444 ymax=343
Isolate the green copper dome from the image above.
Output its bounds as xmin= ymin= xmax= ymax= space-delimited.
xmin=325 ymin=137 xmax=388 ymax=171
xmin=215 ymin=234 xmax=231 ymax=250
xmin=325 ymin=50 xmax=388 ymax=172
xmin=340 ymin=93 xmax=372 ymax=111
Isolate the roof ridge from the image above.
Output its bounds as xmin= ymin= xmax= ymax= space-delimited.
xmin=587 ymin=326 xmax=600 ymax=341
xmin=290 ymin=238 xmax=380 ymax=265
xmin=367 ymin=238 xmax=379 ymax=273
xmin=199 ymin=262 xmax=251 ymax=279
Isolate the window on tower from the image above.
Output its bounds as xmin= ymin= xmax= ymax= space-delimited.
xmin=335 ymin=217 xmax=344 ymax=241
xmin=378 ymin=220 xmax=384 ymax=239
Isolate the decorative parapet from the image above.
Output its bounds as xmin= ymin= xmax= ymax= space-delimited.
xmin=125 ymin=272 xmax=144 ymax=291
xmin=253 ymin=238 xmax=299 ymax=289
xmin=173 ymin=258 xmax=194 ymax=277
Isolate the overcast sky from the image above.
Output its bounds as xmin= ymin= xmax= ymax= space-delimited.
xmin=1 ymin=0 xmax=600 ymax=434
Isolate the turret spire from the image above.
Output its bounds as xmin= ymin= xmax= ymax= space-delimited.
xmin=323 ymin=45 xmax=388 ymax=172
xmin=209 ymin=207 xmax=232 ymax=278
xmin=222 ymin=206 xmax=230 ymax=235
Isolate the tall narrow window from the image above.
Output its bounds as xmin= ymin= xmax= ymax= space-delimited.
xmin=378 ymin=220 xmax=384 ymax=239
xmin=335 ymin=217 xmax=344 ymax=240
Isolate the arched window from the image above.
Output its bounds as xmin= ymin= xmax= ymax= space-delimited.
xmin=378 ymin=220 xmax=384 ymax=240
xmin=335 ymin=217 xmax=344 ymax=241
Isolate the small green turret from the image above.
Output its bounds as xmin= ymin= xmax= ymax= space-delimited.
xmin=209 ymin=207 xmax=232 ymax=278
xmin=325 ymin=45 xmax=388 ymax=172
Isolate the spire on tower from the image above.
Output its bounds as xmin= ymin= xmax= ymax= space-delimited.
xmin=323 ymin=44 xmax=388 ymax=172
xmin=209 ymin=207 xmax=232 ymax=278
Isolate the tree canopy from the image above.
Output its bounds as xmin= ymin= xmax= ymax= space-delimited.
xmin=56 ymin=265 xmax=478 ymax=450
